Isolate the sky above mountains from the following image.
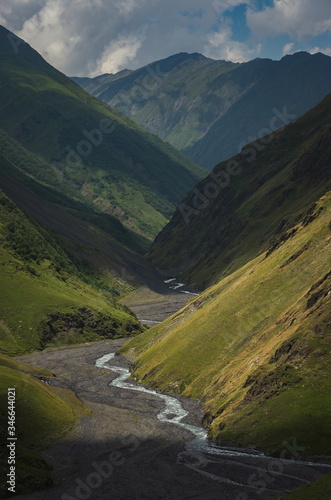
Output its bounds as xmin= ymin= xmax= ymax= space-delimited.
xmin=1 ymin=0 xmax=331 ymax=77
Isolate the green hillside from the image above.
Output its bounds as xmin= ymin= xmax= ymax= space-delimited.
xmin=0 ymin=26 xmax=205 ymax=239
xmin=148 ymin=93 xmax=331 ymax=289
xmin=280 ymin=472 xmax=331 ymax=500
xmin=0 ymin=189 xmax=144 ymax=355
xmin=0 ymin=355 xmax=88 ymax=496
xmin=73 ymin=51 xmax=331 ymax=169
xmin=122 ymin=189 xmax=331 ymax=459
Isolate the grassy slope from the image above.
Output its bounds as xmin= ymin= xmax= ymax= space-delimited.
xmin=0 ymin=134 xmax=174 ymax=290
xmin=279 ymin=472 xmax=331 ymax=499
xmin=0 ymin=189 xmax=144 ymax=355
xmin=93 ymin=53 xmax=237 ymax=153
xmin=75 ymin=51 xmax=331 ymax=169
xmin=0 ymin=26 xmax=205 ymax=239
xmin=0 ymin=127 xmax=149 ymax=255
xmin=122 ymin=191 xmax=331 ymax=459
xmin=0 ymin=355 xmax=88 ymax=496
xmin=148 ymin=93 xmax=331 ymax=289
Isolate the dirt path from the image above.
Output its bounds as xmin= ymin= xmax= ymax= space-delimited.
xmin=13 ymin=340 xmax=328 ymax=500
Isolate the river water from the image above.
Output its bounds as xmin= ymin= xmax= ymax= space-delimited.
xmin=95 ymin=352 xmax=331 ymax=496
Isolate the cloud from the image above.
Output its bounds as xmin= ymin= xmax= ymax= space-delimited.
xmin=282 ymin=42 xmax=294 ymax=56
xmin=247 ymin=0 xmax=331 ymax=40
xmin=92 ymin=35 xmax=143 ymax=76
xmin=2 ymin=0 xmax=328 ymax=76
xmin=204 ymin=16 xmax=260 ymax=62
xmin=309 ymin=46 xmax=331 ymax=56
xmin=0 ymin=0 xmax=251 ymax=76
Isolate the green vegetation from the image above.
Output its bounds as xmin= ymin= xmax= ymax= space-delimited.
xmin=279 ymin=472 xmax=331 ymax=499
xmin=73 ymin=51 xmax=331 ymax=169
xmin=0 ymin=355 xmax=88 ymax=496
xmin=148 ymin=93 xmax=331 ymax=289
xmin=122 ymin=191 xmax=331 ymax=459
xmin=0 ymin=26 xmax=206 ymax=240
xmin=0 ymin=130 xmax=150 ymax=255
xmin=0 ymin=189 xmax=144 ymax=355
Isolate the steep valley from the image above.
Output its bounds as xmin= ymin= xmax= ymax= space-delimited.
xmin=0 ymin=24 xmax=331 ymax=500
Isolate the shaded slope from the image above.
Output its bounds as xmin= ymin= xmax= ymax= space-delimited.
xmin=122 ymin=190 xmax=331 ymax=459
xmin=280 ymin=472 xmax=331 ymax=500
xmin=0 ymin=355 xmax=88 ymax=496
xmin=0 ymin=146 xmax=164 ymax=288
xmin=0 ymin=26 xmax=205 ymax=239
xmin=73 ymin=51 xmax=331 ymax=169
xmin=185 ymin=52 xmax=331 ymax=168
xmin=148 ymin=93 xmax=331 ymax=289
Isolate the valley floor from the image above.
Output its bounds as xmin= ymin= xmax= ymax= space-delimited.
xmin=121 ymin=280 xmax=198 ymax=325
xmin=12 ymin=340 xmax=329 ymax=500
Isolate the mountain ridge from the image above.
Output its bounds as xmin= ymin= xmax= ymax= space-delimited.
xmin=73 ymin=50 xmax=331 ymax=169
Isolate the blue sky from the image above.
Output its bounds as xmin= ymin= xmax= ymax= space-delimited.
xmin=1 ymin=0 xmax=331 ymax=76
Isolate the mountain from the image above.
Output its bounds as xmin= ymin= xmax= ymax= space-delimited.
xmin=0 ymin=26 xmax=206 ymax=240
xmin=121 ymin=94 xmax=331 ymax=461
xmin=148 ymin=93 xmax=331 ymax=289
xmin=72 ymin=51 xmax=331 ymax=169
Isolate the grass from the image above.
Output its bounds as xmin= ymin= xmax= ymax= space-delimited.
xmin=0 ymin=355 xmax=88 ymax=496
xmin=0 ymin=189 xmax=144 ymax=355
xmin=278 ymin=472 xmax=331 ymax=499
xmin=121 ymin=191 xmax=331 ymax=459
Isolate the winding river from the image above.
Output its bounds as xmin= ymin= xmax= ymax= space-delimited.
xmin=96 ymin=352 xmax=331 ymax=493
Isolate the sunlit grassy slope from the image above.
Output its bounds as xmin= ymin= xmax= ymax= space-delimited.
xmin=0 ymin=355 xmax=88 ymax=496
xmin=0 ymin=26 xmax=206 ymax=239
xmin=122 ymin=189 xmax=331 ymax=458
xmin=0 ymin=189 xmax=144 ymax=355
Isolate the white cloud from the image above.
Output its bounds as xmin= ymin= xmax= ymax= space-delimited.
xmin=204 ymin=16 xmax=260 ymax=62
xmin=309 ymin=46 xmax=331 ymax=57
xmin=91 ymin=35 xmax=143 ymax=76
xmin=247 ymin=0 xmax=331 ymax=40
xmin=0 ymin=0 xmax=252 ymax=76
xmin=282 ymin=42 xmax=294 ymax=56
